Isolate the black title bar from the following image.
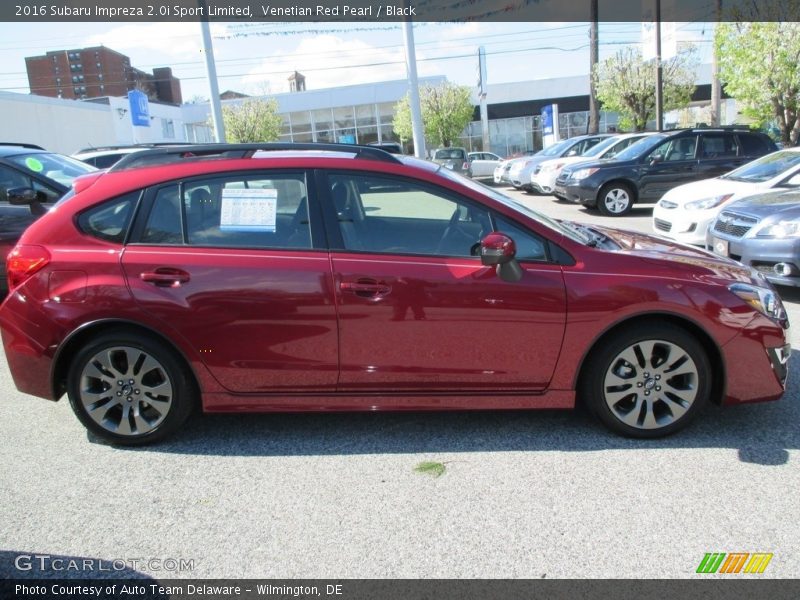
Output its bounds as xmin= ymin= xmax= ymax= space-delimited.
xmin=3 ymin=0 xmax=799 ymax=22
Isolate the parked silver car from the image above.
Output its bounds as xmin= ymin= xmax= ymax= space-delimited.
xmin=708 ymin=188 xmax=800 ymax=287
xmin=468 ymin=151 xmax=502 ymax=179
xmin=509 ymin=134 xmax=612 ymax=192
xmin=431 ymin=147 xmax=471 ymax=177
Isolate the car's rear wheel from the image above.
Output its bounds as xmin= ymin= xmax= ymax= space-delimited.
xmin=580 ymin=325 xmax=711 ymax=438
xmin=67 ymin=331 xmax=195 ymax=445
xmin=597 ymin=183 xmax=634 ymax=216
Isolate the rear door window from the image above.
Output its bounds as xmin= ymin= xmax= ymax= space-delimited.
xmin=138 ymin=173 xmax=312 ymax=249
xmin=738 ymin=133 xmax=771 ymax=156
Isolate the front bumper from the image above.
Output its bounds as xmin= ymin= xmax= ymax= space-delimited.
xmin=554 ymin=180 xmax=597 ymax=206
xmin=652 ymin=205 xmax=717 ymax=246
xmin=706 ymin=232 xmax=800 ymax=287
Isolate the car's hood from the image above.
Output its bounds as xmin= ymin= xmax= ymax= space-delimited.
xmin=590 ymin=225 xmax=765 ymax=286
xmin=560 ymin=157 xmax=627 ymax=175
xmin=660 ymin=177 xmax=760 ymax=205
xmin=721 ymin=189 xmax=800 ymax=218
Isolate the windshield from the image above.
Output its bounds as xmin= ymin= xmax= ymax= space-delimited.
xmin=7 ymin=152 xmax=96 ymax=187
xmin=435 ymin=166 xmax=592 ymax=245
xmin=539 ymin=139 xmax=574 ymax=157
xmin=580 ymin=136 xmax=621 ymax=158
xmin=721 ymin=150 xmax=800 ymax=183
xmin=612 ymin=134 xmax=667 ymax=161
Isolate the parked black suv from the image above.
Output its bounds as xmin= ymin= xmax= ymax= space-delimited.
xmin=0 ymin=143 xmax=95 ymax=291
xmin=554 ymin=128 xmax=777 ymax=216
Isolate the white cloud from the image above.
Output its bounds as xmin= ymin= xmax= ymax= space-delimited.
xmin=83 ymin=23 xmax=230 ymax=62
xmin=240 ymin=34 xmax=440 ymax=94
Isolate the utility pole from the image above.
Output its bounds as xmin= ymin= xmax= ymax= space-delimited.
xmin=199 ymin=0 xmax=225 ymax=142
xmin=654 ymin=0 xmax=664 ymax=131
xmin=588 ymin=0 xmax=600 ymax=134
xmin=402 ymin=6 xmax=426 ymax=159
xmin=477 ymin=46 xmax=490 ymax=152
xmin=710 ymin=0 xmax=722 ymax=126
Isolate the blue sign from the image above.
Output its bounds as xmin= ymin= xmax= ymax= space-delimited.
xmin=338 ymin=134 xmax=356 ymax=144
xmin=541 ymin=105 xmax=554 ymax=136
xmin=128 ymin=90 xmax=150 ymax=127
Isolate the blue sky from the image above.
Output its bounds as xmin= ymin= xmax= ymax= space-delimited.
xmin=0 ymin=21 xmax=715 ymax=100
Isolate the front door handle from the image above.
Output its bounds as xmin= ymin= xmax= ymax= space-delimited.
xmin=140 ymin=268 xmax=191 ymax=287
xmin=340 ymin=279 xmax=391 ymax=297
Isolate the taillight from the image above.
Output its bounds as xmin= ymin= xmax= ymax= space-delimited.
xmin=7 ymin=245 xmax=50 ymax=289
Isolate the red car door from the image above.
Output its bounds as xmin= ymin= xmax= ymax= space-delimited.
xmin=121 ymin=172 xmax=339 ymax=393
xmin=324 ymin=172 xmax=567 ymax=392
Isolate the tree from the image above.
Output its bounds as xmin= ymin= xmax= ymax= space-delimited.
xmin=716 ymin=22 xmax=800 ymax=145
xmin=593 ymin=46 xmax=697 ymax=132
xmin=220 ymin=97 xmax=283 ymax=143
xmin=393 ymin=82 xmax=474 ymax=148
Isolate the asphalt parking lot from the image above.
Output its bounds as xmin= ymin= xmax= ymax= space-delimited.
xmin=0 ymin=186 xmax=798 ymax=580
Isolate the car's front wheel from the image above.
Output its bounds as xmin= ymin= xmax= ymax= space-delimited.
xmin=67 ymin=331 xmax=195 ymax=445
xmin=580 ymin=324 xmax=711 ymax=438
xmin=597 ymin=182 xmax=634 ymax=216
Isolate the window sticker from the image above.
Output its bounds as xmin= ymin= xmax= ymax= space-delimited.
xmin=25 ymin=157 xmax=44 ymax=172
xmin=220 ymin=188 xmax=277 ymax=232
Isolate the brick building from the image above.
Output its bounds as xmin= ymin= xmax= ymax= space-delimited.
xmin=25 ymin=46 xmax=182 ymax=104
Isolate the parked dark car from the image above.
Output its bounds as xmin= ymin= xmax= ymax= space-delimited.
xmin=0 ymin=143 xmax=789 ymax=445
xmin=707 ymin=188 xmax=800 ymax=287
xmin=554 ymin=128 xmax=777 ymax=216
xmin=0 ymin=143 xmax=96 ymax=291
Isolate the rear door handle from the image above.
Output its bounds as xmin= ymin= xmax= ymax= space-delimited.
xmin=140 ymin=268 xmax=191 ymax=287
xmin=340 ymin=279 xmax=391 ymax=297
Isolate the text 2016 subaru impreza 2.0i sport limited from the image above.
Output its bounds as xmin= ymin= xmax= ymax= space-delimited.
xmin=0 ymin=144 xmax=790 ymax=445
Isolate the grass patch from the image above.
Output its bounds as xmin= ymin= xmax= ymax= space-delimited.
xmin=414 ymin=461 xmax=446 ymax=478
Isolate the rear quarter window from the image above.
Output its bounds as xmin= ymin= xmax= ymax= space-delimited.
xmin=77 ymin=191 xmax=139 ymax=243
xmin=739 ymin=134 xmax=771 ymax=156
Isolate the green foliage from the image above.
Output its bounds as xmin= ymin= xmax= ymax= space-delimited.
xmin=220 ymin=97 xmax=284 ymax=143
xmin=593 ymin=46 xmax=697 ymax=132
xmin=393 ymin=82 xmax=475 ymax=148
xmin=716 ymin=22 xmax=800 ymax=145
xmin=413 ymin=461 xmax=446 ymax=478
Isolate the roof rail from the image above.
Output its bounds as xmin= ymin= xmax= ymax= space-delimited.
xmin=0 ymin=142 xmax=46 ymax=150
xmin=108 ymin=142 xmax=403 ymax=171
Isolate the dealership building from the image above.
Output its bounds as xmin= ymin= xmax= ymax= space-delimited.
xmin=0 ymin=65 xmax=726 ymax=157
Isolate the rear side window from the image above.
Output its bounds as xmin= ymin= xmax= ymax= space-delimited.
xmin=739 ymin=133 xmax=771 ymax=156
xmin=78 ymin=191 xmax=139 ymax=243
xmin=139 ymin=173 xmax=311 ymax=249
xmin=700 ymin=134 xmax=739 ymax=158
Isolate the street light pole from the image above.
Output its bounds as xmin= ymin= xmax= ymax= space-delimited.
xmin=199 ymin=0 xmax=225 ymax=142
xmin=402 ymin=7 xmax=426 ymax=158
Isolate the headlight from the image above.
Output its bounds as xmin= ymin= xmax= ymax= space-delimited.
xmin=729 ymin=283 xmax=785 ymax=321
xmin=757 ymin=220 xmax=800 ymax=238
xmin=685 ymin=193 xmax=734 ymax=211
xmin=572 ymin=167 xmax=599 ymax=180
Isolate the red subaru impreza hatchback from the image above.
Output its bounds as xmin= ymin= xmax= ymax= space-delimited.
xmin=0 ymin=144 xmax=790 ymax=445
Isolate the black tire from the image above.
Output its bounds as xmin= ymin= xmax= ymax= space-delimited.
xmin=579 ymin=324 xmax=711 ymax=438
xmin=597 ymin=182 xmax=635 ymax=216
xmin=67 ymin=330 xmax=196 ymax=445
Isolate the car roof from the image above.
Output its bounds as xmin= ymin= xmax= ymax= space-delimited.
xmin=0 ymin=143 xmax=46 ymax=157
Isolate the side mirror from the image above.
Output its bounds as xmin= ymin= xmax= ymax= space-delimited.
xmin=649 ymin=154 xmax=664 ymax=165
xmin=7 ymin=187 xmax=37 ymax=205
xmin=8 ymin=187 xmax=47 ymax=216
xmin=566 ymin=149 xmax=578 ymax=157
xmin=787 ymin=174 xmax=800 ymax=187
xmin=480 ymin=232 xmax=523 ymax=283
